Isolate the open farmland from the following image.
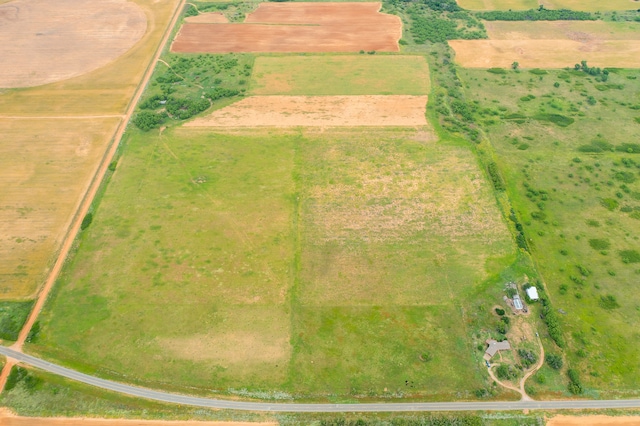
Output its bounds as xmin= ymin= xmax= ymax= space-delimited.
xmin=450 ymin=39 xmax=640 ymax=69
xmin=31 ymin=125 xmax=516 ymax=399
xmin=456 ymin=0 xmax=537 ymax=11
xmin=0 ymin=0 xmax=146 ymax=89
xmin=250 ymin=56 xmax=430 ymax=96
xmin=186 ymin=95 xmax=429 ymax=127
xmin=171 ymin=2 xmax=401 ymax=53
xmin=0 ymin=0 xmax=181 ymax=301
xmin=458 ymin=66 xmax=640 ymax=396
xmin=484 ymin=20 xmax=640 ymax=41
xmin=0 ymin=118 xmax=120 ymax=299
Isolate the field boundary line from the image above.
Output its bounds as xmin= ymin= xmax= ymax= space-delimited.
xmin=1 ymin=347 xmax=640 ymax=413
xmin=0 ymin=115 xmax=125 ymax=119
xmin=0 ymin=0 xmax=187 ymax=392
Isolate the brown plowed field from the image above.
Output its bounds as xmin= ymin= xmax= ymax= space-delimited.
xmin=171 ymin=2 xmax=401 ymax=53
xmin=185 ymin=95 xmax=428 ymax=127
xmin=0 ymin=0 xmax=146 ymax=88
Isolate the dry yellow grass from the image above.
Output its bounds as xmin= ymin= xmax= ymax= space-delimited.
xmin=0 ymin=118 xmax=121 ymax=299
xmin=450 ymin=39 xmax=640 ymax=68
xmin=541 ymin=0 xmax=640 ymax=11
xmin=456 ymin=0 xmax=537 ymax=11
xmin=485 ymin=20 xmax=640 ymax=41
xmin=0 ymin=0 xmax=181 ymax=299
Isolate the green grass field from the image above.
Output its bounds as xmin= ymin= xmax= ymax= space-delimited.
xmin=456 ymin=0 xmax=537 ymax=11
xmin=457 ymin=0 xmax=638 ymax=11
xmin=250 ymin=56 xmax=431 ymax=96
xmin=32 ymin=125 xmax=516 ymax=399
xmin=458 ymin=66 xmax=640 ymax=395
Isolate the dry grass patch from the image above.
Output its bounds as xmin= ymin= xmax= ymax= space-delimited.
xmin=456 ymin=0 xmax=537 ymax=11
xmin=0 ymin=118 xmax=120 ymax=299
xmin=184 ymin=12 xmax=228 ymax=23
xmin=450 ymin=39 xmax=640 ymax=68
xmin=187 ymin=95 xmax=429 ymax=127
xmin=485 ymin=20 xmax=640 ymax=41
xmin=0 ymin=0 xmax=146 ymax=89
xmin=0 ymin=414 xmax=278 ymax=426
xmin=541 ymin=0 xmax=640 ymax=11
xmin=251 ymin=55 xmax=430 ymax=96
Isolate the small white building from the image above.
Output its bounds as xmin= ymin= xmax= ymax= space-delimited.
xmin=526 ymin=287 xmax=539 ymax=301
xmin=513 ymin=294 xmax=523 ymax=310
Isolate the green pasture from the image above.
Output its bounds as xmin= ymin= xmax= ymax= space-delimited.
xmin=457 ymin=0 xmax=638 ymax=11
xmin=458 ymin=66 xmax=640 ymax=394
xmin=250 ymin=56 xmax=431 ymax=96
xmin=33 ymin=126 xmax=515 ymax=399
xmin=456 ymin=0 xmax=537 ymax=11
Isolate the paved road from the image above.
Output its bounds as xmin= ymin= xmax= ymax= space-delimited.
xmin=2 ymin=347 xmax=639 ymax=413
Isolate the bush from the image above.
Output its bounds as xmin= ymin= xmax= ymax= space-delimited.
xmin=567 ymin=369 xmax=583 ymax=394
xmin=487 ymin=162 xmax=506 ymax=191
xmin=578 ymin=138 xmax=613 ymax=153
xmin=108 ymin=161 xmax=117 ymax=172
xmin=588 ymin=238 xmax=610 ymax=250
xmin=518 ymin=349 xmax=538 ymax=368
xmin=616 ymin=143 xmax=640 ymax=153
xmin=487 ymin=68 xmax=507 ymax=74
xmin=26 ymin=321 xmax=40 ymax=343
xmin=600 ymin=198 xmax=619 ymax=211
xmin=496 ymin=364 xmax=517 ymax=380
xmin=546 ymin=353 xmax=563 ymax=370
xmin=619 ymin=249 xmax=640 ymax=264
xmin=80 ymin=213 xmax=93 ymax=230
xmin=532 ymin=113 xmax=574 ymax=127
xmin=495 ymin=308 xmax=505 ymax=316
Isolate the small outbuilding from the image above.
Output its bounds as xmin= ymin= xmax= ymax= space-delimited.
xmin=526 ymin=286 xmax=539 ymax=301
xmin=513 ymin=294 xmax=523 ymax=310
xmin=483 ymin=339 xmax=511 ymax=361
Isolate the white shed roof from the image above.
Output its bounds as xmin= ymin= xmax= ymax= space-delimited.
xmin=513 ymin=294 xmax=523 ymax=310
xmin=526 ymin=287 xmax=539 ymax=300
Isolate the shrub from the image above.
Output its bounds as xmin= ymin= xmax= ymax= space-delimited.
xmin=546 ymin=353 xmax=563 ymax=370
xmin=496 ymin=364 xmax=517 ymax=380
xmin=133 ymin=110 xmax=167 ymax=131
xmin=487 ymin=68 xmax=507 ymax=74
xmin=532 ymin=113 xmax=575 ymax=127
xmin=487 ymin=162 xmax=506 ymax=191
xmin=529 ymin=68 xmax=548 ymax=75
xmin=619 ymin=249 xmax=640 ymax=264
xmin=520 ymin=94 xmax=536 ymax=101
xmin=518 ymin=349 xmax=538 ymax=368
xmin=616 ymin=143 xmax=640 ymax=153
xmin=80 ymin=213 xmax=93 ymax=230
xmin=588 ymin=238 xmax=609 ymax=250
xmin=478 ymin=9 xmax=594 ymax=21
xmin=495 ymin=308 xmax=505 ymax=316
xmin=567 ymin=369 xmax=583 ymax=394
xmin=108 ymin=161 xmax=117 ymax=172
xmin=578 ymin=138 xmax=613 ymax=153
xmin=26 ymin=321 xmax=40 ymax=343
xmin=600 ymin=198 xmax=619 ymax=211
xmin=599 ymin=295 xmax=620 ymax=310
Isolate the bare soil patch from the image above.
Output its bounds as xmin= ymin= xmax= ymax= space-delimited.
xmin=449 ymin=39 xmax=640 ymax=68
xmin=547 ymin=415 xmax=640 ymax=426
xmin=186 ymin=95 xmax=428 ymax=127
xmin=0 ymin=0 xmax=146 ymax=88
xmin=171 ymin=2 xmax=401 ymax=53
xmin=184 ymin=12 xmax=227 ymax=23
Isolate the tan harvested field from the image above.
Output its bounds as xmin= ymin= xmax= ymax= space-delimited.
xmin=485 ymin=20 xmax=640 ymax=41
xmin=449 ymin=39 xmax=640 ymax=68
xmin=541 ymin=0 xmax=640 ymax=11
xmin=0 ymin=0 xmax=181 ymax=300
xmin=186 ymin=95 xmax=428 ymax=127
xmin=171 ymin=2 xmax=401 ymax=53
xmin=456 ymin=0 xmax=537 ymax=10
xmin=184 ymin=12 xmax=227 ymax=23
xmin=0 ymin=0 xmax=181 ymax=116
xmin=0 ymin=0 xmax=146 ymax=88
xmin=0 ymin=118 xmax=121 ymax=298
xmin=546 ymin=415 xmax=640 ymax=426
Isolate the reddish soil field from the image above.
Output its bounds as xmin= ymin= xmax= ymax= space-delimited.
xmin=171 ymin=2 xmax=401 ymax=53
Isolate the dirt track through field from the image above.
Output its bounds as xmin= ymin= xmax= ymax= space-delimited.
xmin=172 ymin=2 xmax=401 ymax=53
xmin=186 ymin=95 xmax=429 ymax=127
xmin=0 ymin=0 xmax=146 ymax=88
xmin=0 ymin=0 xmax=186 ymax=393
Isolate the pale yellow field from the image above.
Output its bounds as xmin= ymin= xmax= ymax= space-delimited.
xmin=457 ymin=0 xmax=537 ymax=11
xmin=0 ymin=118 xmax=120 ymax=299
xmin=458 ymin=0 xmax=639 ymax=10
xmin=450 ymin=39 xmax=640 ymax=68
xmin=0 ymin=0 xmax=181 ymax=299
xmin=0 ymin=0 xmax=180 ymax=115
xmin=542 ymin=0 xmax=640 ymax=11
xmin=485 ymin=20 xmax=640 ymax=40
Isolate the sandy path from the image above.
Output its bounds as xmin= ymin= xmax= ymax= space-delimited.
xmin=0 ymin=0 xmax=186 ymax=392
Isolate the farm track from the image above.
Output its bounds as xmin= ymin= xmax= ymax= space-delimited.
xmin=1 ymin=347 xmax=640 ymax=413
xmin=0 ymin=0 xmax=187 ymax=392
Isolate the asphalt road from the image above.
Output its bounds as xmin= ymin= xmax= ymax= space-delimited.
xmin=1 ymin=347 xmax=639 ymax=413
